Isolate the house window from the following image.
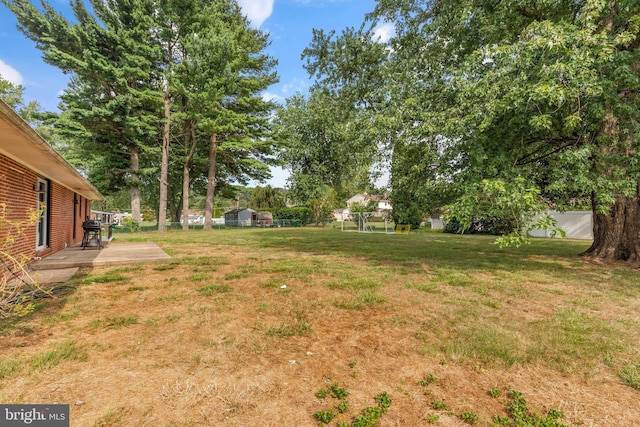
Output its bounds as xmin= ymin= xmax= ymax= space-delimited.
xmin=35 ymin=177 xmax=49 ymax=249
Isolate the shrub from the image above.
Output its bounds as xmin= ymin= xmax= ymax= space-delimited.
xmin=0 ymin=203 xmax=45 ymax=318
xmin=270 ymin=207 xmax=313 ymax=225
xmin=443 ymin=216 xmax=517 ymax=236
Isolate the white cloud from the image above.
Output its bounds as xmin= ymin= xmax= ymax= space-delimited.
xmin=250 ymin=165 xmax=290 ymax=188
xmin=238 ymin=0 xmax=274 ymax=28
xmin=290 ymin=0 xmax=350 ymax=4
xmin=373 ymin=23 xmax=394 ymax=43
xmin=281 ymin=78 xmax=308 ymax=95
xmin=0 ymin=60 xmax=23 ymax=85
xmin=263 ymin=91 xmax=284 ymax=103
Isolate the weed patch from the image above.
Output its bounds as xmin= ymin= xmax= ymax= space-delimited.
xmin=505 ymin=390 xmax=568 ymax=427
xmin=1 ymin=341 xmax=87 ymax=380
xmin=198 ymin=284 xmax=232 ymax=295
xmin=30 ymin=340 xmax=88 ymax=371
xmin=406 ymin=282 xmax=447 ymax=294
xmin=224 ymin=272 xmax=249 ymax=280
xmin=266 ymin=315 xmax=311 ymax=337
xmin=90 ymin=316 xmax=138 ymax=329
xmin=460 ymin=411 xmax=479 ymax=424
xmin=179 ymin=256 xmax=228 ymax=266
xmin=417 ymin=373 xmax=437 ymax=387
xmin=333 ymin=291 xmax=386 ymax=310
xmin=527 ymin=308 xmax=623 ymax=372
xmin=260 ymin=278 xmax=285 ymax=288
xmin=42 ymin=311 xmax=79 ymax=325
xmin=313 ymin=381 xmax=391 ymax=427
xmin=93 ymin=406 xmax=129 ymax=427
xmin=108 ymin=266 xmax=143 ymax=273
xmin=127 ymin=286 xmax=149 ymax=292
xmin=323 ymin=277 xmax=382 ymax=291
xmin=82 ymin=273 xmax=130 ymax=284
xmin=153 ymin=264 xmax=175 ymax=271
xmin=0 ymin=357 xmax=24 ymax=380
xmin=443 ymin=323 xmax=525 ymax=367
xmin=619 ymin=362 xmax=640 ymax=390
xmin=189 ymin=273 xmax=212 ymax=282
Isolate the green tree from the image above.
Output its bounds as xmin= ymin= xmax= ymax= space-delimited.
xmin=4 ymin=0 xmax=278 ymax=233
xmin=307 ymin=186 xmax=338 ymax=226
xmin=0 ymin=76 xmax=41 ymax=123
xmin=162 ymin=0 xmax=277 ymax=231
xmin=0 ymin=77 xmax=24 ymax=110
xmin=3 ymin=0 xmax=163 ymax=224
xmin=274 ymin=89 xmax=373 ymax=204
xmin=249 ymin=186 xmax=285 ymax=210
xmin=372 ymin=0 xmax=640 ymax=264
xmin=275 ymin=25 xmax=389 ymax=206
xmin=199 ymin=1 xmax=278 ymax=230
xmin=0 ymin=75 xmax=65 ymax=152
xmin=308 ymin=198 xmax=335 ymax=226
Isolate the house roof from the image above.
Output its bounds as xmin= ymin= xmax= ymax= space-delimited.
xmin=224 ymin=208 xmax=256 ymax=215
xmin=0 ymin=100 xmax=103 ymax=201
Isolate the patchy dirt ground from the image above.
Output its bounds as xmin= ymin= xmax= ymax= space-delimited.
xmin=1 ymin=238 xmax=639 ymax=426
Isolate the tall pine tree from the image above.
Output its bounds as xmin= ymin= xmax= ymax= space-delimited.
xmin=165 ymin=0 xmax=278 ymax=230
xmin=3 ymin=0 xmax=162 ymax=223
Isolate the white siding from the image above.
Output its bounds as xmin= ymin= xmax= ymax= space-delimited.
xmin=530 ymin=211 xmax=593 ymax=240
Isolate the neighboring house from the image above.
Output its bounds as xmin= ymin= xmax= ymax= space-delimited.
xmin=530 ymin=211 xmax=593 ymax=240
xmin=346 ymin=193 xmax=392 ymax=215
xmin=0 ymin=100 xmax=103 ymax=277
xmin=333 ymin=208 xmax=350 ymax=222
xmin=224 ymin=208 xmax=257 ymax=226
xmin=180 ymin=210 xmax=205 ymax=225
xmin=434 ymin=211 xmax=593 ymax=239
xmin=428 ymin=216 xmax=445 ymax=230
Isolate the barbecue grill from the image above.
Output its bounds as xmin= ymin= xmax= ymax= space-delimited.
xmin=82 ymin=218 xmax=102 ymax=250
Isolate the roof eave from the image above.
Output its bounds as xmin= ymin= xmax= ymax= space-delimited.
xmin=0 ymin=100 xmax=103 ymax=201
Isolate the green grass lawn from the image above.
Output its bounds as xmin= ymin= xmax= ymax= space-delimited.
xmin=2 ymin=227 xmax=639 ymax=426
xmin=119 ymin=227 xmax=639 ymax=380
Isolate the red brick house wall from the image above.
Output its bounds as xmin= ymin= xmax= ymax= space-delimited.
xmin=47 ymin=178 xmax=89 ymax=256
xmin=0 ymin=152 xmax=89 ymax=275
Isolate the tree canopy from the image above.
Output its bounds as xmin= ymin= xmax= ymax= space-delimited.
xmin=3 ymin=0 xmax=279 ymax=229
xmin=364 ymin=0 xmax=640 ymax=262
xmin=5 ymin=0 xmax=640 ymax=264
xmin=275 ymin=0 xmax=640 ymax=264
xmin=273 ymin=25 xmax=391 ymax=208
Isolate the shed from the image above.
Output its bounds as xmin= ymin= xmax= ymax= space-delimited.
xmin=224 ymin=208 xmax=257 ymax=227
xmin=256 ymin=211 xmax=273 ymax=226
xmin=0 ymin=99 xmax=103 ymax=278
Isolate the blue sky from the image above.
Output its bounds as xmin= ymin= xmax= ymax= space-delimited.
xmin=0 ymin=0 xmax=391 ymax=187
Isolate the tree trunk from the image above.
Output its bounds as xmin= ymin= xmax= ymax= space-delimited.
xmin=181 ymin=164 xmax=190 ymax=231
xmin=171 ymin=194 xmax=182 ymax=223
xmin=582 ymin=185 xmax=640 ymax=266
xmin=129 ymin=144 xmax=142 ymax=223
xmin=158 ymin=83 xmax=171 ymax=233
xmin=181 ymin=125 xmax=196 ymax=231
xmin=182 ymin=129 xmax=191 ymax=231
xmin=204 ymin=134 xmax=218 ymax=231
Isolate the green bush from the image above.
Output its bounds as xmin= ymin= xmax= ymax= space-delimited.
xmin=270 ymin=207 xmax=313 ymax=224
xmin=443 ymin=216 xmax=517 ymax=236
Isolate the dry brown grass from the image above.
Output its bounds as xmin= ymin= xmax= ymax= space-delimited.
xmin=1 ymin=229 xmax=639 ymax=426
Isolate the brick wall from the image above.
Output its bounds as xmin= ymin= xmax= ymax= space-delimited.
xmin=1 ymin=152 xmax=89 ymax=279
xmin=0 ymin=153 xmax=37 ymax=270
xmin=46 ymin=181 xmax=89 ymax=256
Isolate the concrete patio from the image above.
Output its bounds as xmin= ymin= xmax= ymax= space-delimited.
xmin=27 ymin=242 xmax=171 ymax=284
